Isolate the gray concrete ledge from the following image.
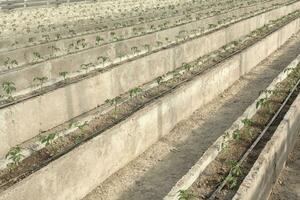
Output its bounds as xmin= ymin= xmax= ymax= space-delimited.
xmin=0 ymin=17 xmax=299 ymax=200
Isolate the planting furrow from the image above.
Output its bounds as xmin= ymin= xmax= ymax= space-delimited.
xmin=0 ymin=10 xmax=300 ymax=200
xmin=82 ymin=34 xmax=300 ymax=200
xmin=0 ymin=7 xmax=298 ymax=158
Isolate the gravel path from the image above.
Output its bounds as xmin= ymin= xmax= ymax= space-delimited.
xmin=82 ymin=33 xmax=300 ymax=200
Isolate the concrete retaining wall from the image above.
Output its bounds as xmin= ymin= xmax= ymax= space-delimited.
xmin=1 ymin=5 xmax=300 ymax=158
xmin=0 ymin=16 xmax=299 ymax=200
xmin=233 ymin=92 xmax=300 ymax=200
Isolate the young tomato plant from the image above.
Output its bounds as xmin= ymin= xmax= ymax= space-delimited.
xmin=97 ymin=56 xmax=109 ymax=68
xmin=232 ymin=129 xmax=241 ymax=141
xmin=1 ymin=81 xmax=16 ymax=101
xmin=5 ymin=146 xmax=24 ymax=168
xmin=59 ymin=71 xmax=69 ymax=82
xmin=40 ymin=133 xmax=57 ymax=146
xmin=4 ymin=57 xmax=18 ymax=69
xmin=242 ymin=118 xmax=254 ymax=138
xmin=156 ymin=76 xmax=164 ymax=85
xmin=70 ymin=121 xmax=89 ymax=133
xmin=33 ymin=76 xmax=48 ymax=91
xmin=182 ymin=62 xmax=192 ymax=71
xmin=178 ymin=189 xmax=196 ymax=200
xmin=226 ymin=160 xmax=243 ymax=189
xmin=105 ymin=96 xmax=122 ymax=117
xmin=129 ymin=87 xmax=143 ymax=98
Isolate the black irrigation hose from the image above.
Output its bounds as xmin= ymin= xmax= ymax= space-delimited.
xmin=208 ymin=78 xmax=300 ymax=200
xmin=1 ymin=8 xmax=300 ymax=189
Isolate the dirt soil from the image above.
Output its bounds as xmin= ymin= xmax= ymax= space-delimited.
xmin=82 ymin=32 xmax=300 ymax=200
xmin=269 ymin=134 xmax=300 ymax=200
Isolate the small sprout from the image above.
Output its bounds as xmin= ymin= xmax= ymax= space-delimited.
xmin=156 ymin=76 xmax=163 ymax=85
xmin=33 ymin=76 xmax=48 ymax=91
xmin=220 ymin=132 xmax=230 ymax=151
xmin=156 ymin=41 xmax=163 ymax=47
xmin=209 ymin=23 xmax=217 ymax=29
xmin=95 ymin=35 xmax=104 ymax=45
xmin=80 ymin=64 xmax=91 ymax=74
xmin=178 ymin=189 xmax=196 ymax=200
xmin=6 ymin=146 xmax=24 ymax=168
xmin=105 ymin=96 xmax=122 ymax=117
xmin=173 ymin=71 xmax=182 ymax=78
xmin=131 ymin=46 xmax=140 ymax=55
xmin=182 ymin=62 xmax=192 ymax=71
xmin=225 ymin=160 xmax=243 ymax=189
xmin=241 ymin=118 xmax=254 ymax=127
xmin=143 ymin=44 xmax=151 ymax=52
xmin=97 ymin=56 xmax=109 ymax=68
xmin=225 ymin=173 xmax=238 ymax=189
xmin=232 ymin=129 xmax=241 ymax=141
xmin=40 ymin=133 xmax=57 ymax=146
xmin=129 ymin=87 xmax=143 ymax=98
xmin=242 ymin=118 xmax=254 ymax=137
xmin=69 ymin=121 xmax=89 ymax=132
xmin=32 ymin=52 xmax=42 ymax=62
xmin=2 ymin=81 xmax=16 ymax=101
xmin=42 ymin=34 xmax=50 ymax=42
xmin=48 ymin=45 xmax=60 ymax=57
xmin=59 ymin=71 xmax=69 ymax=82
xmin=4 ymin=57 xmax=18 ymax=69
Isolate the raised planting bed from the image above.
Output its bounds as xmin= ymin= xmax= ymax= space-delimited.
xmin=0 ymin=7 xmax=300 ymax=158
xmin=164 ymin=56 xmax=300 ymax=200
xmin=0 ymin=11 xmax=299 ymax=200
xmin=0 ymin=0 xmax=279 ymax=73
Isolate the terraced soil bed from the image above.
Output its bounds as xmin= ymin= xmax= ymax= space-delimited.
xmin=0 ymin=9 xmax=299 ymax=192
xmin=185 ymin=64 xmax=300 ymax=200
